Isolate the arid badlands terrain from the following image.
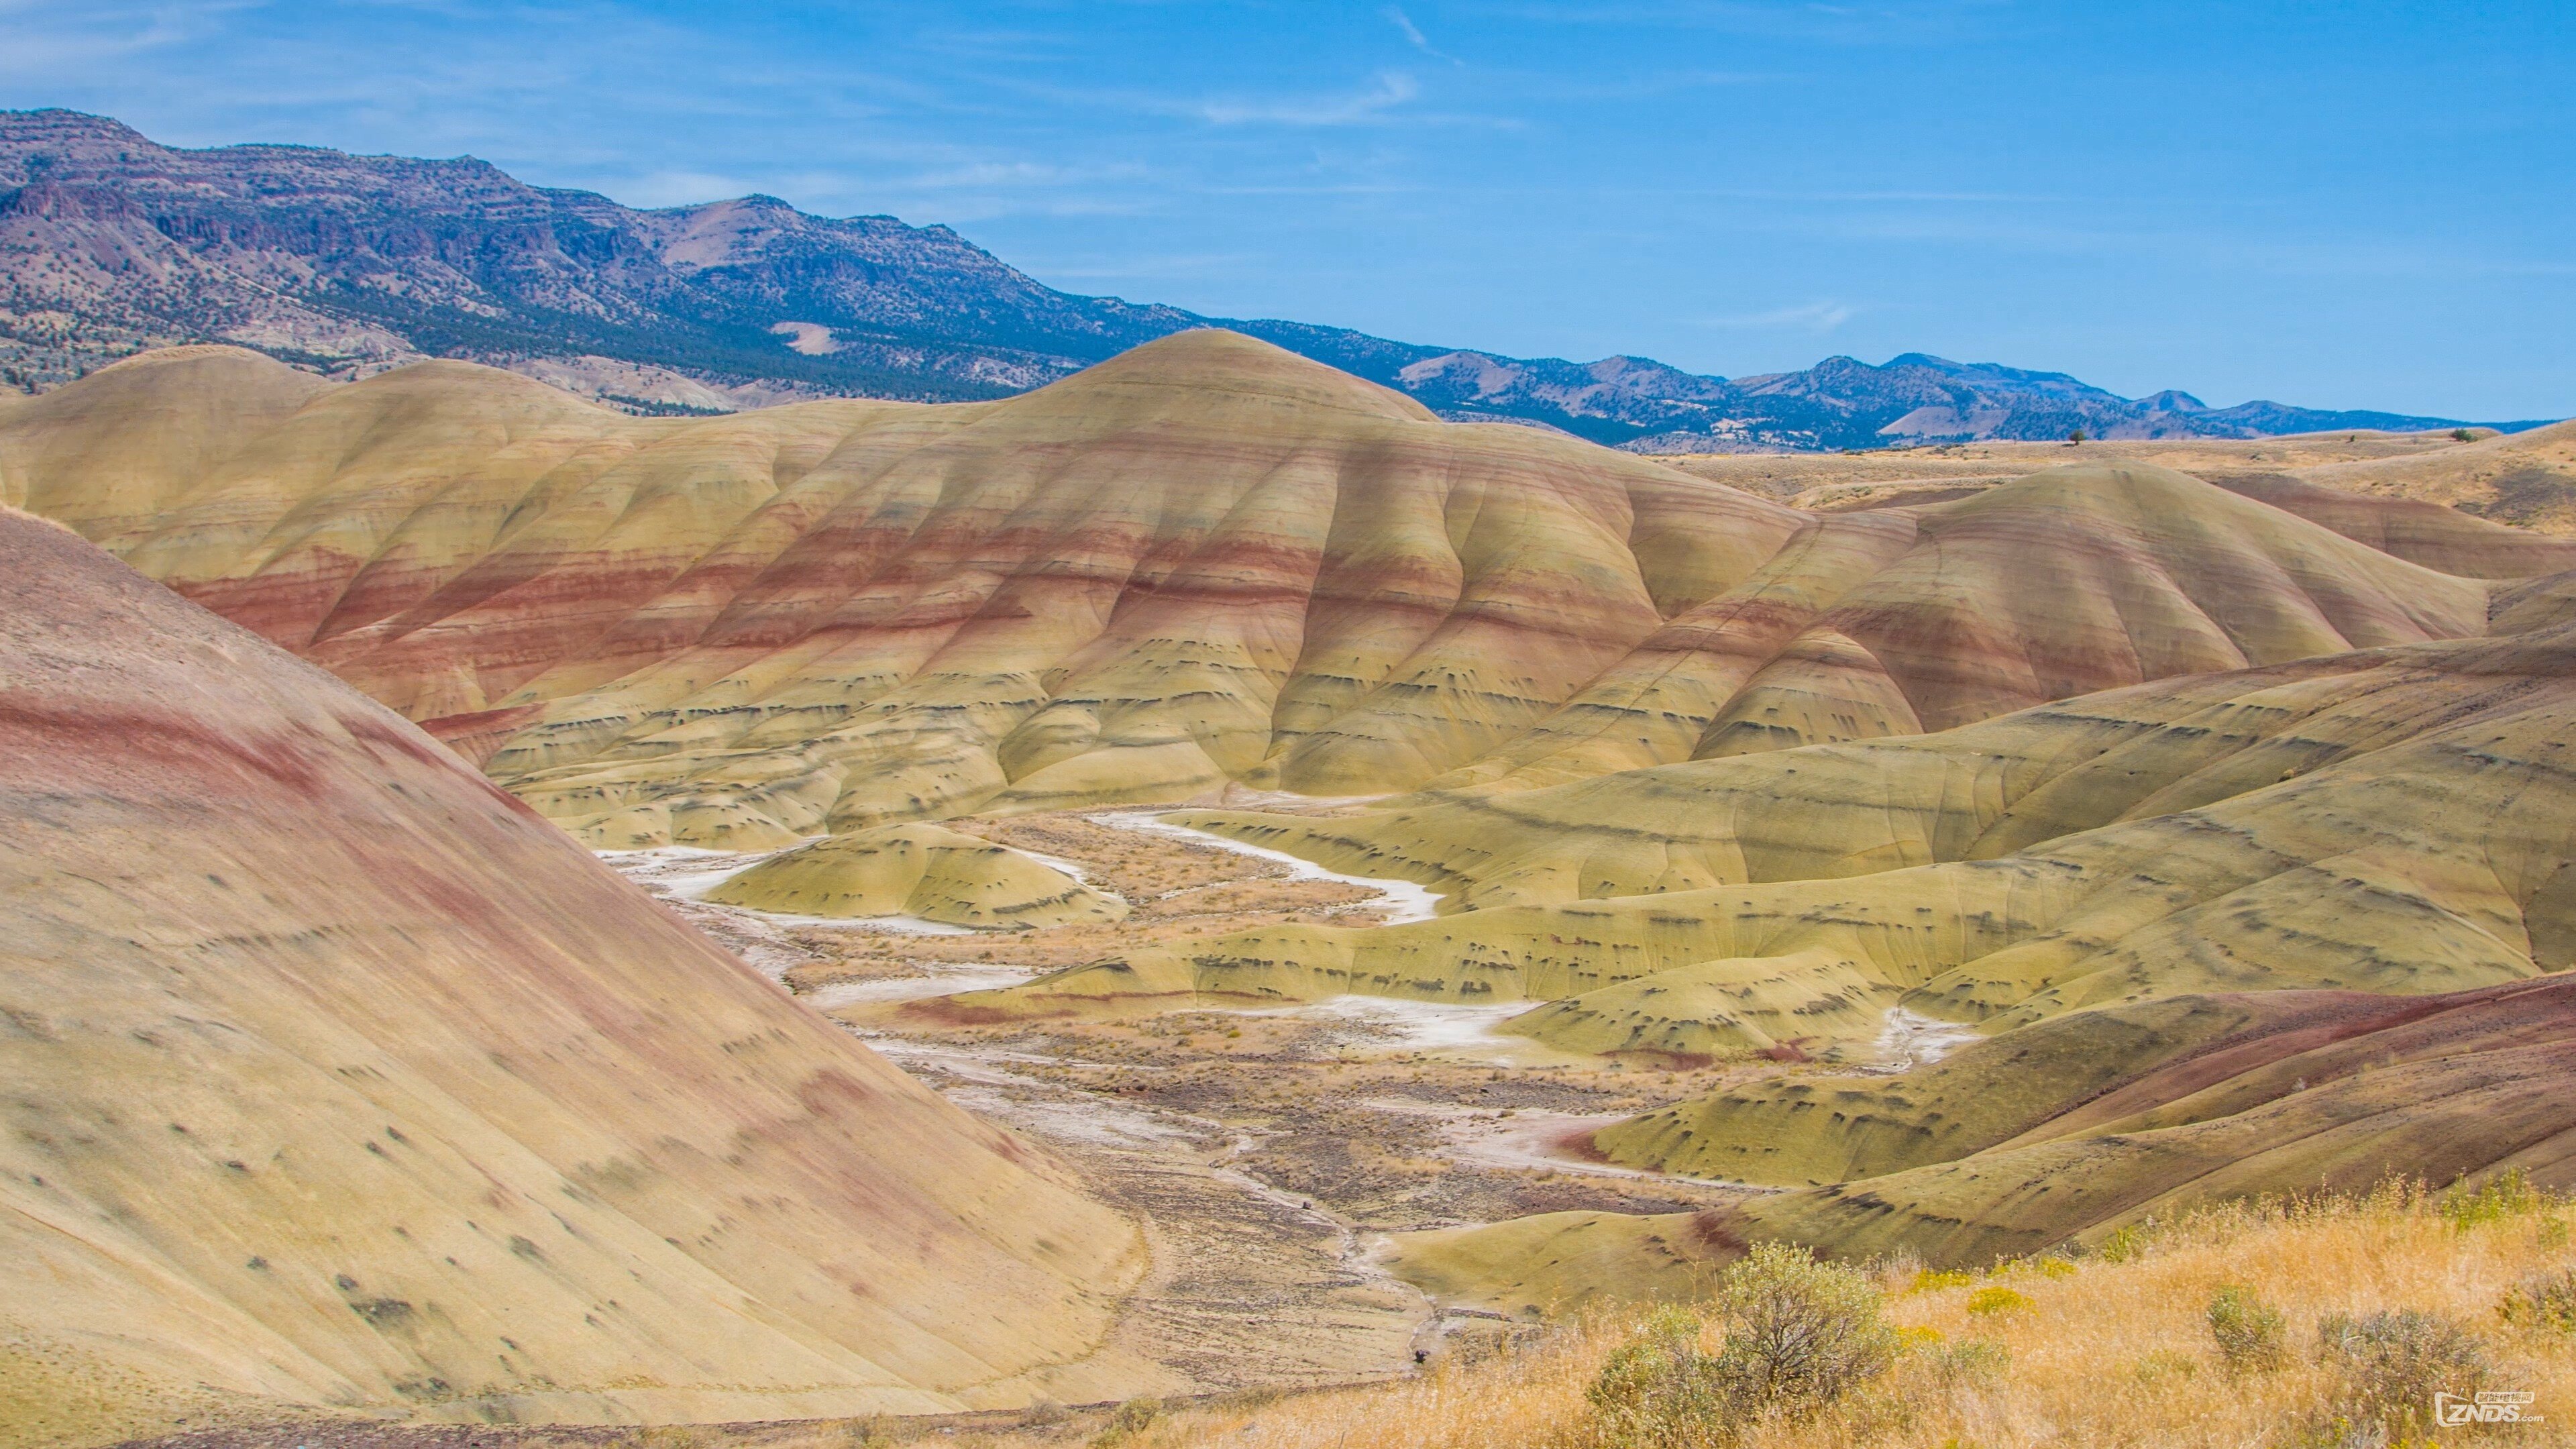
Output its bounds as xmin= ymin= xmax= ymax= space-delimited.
xmin=3 ymin=330 xmax=2574 ymax=1448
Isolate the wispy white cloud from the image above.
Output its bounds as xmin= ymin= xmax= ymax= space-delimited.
xmin=1705 ymin=301 xmax=1857 ymax=331
xmin=1385 ymin=7 xmax=1462 ymax=64
xmin=0 ymin=0 xmax=250 ymax=82
xmin=1195 ymin=70 xmax=1421 ymax=127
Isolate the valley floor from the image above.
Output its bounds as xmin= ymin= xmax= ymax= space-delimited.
xmin=642 ymin=810 xmax=1764 ymax=1393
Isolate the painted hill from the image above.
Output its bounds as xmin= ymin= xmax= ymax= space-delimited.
xmin=2276 ymin=419 xmax=2576 ymax=535
xmin=1032 ymin=602 xmax=2576 ymax=1024
xmin=1 ymin=108 xmax=2538 ymax=447
xmin=705 ymin=824 xmax=1127 ymax=928
xmin=0 ymin=509 xmax=1150 ymax=1444
xmin=973 ymin=578 xmax=2576 ymax=1276
xmin=1391 ymin=971 xmax=2576 ymax=1299
xmin=10 ymin=335 xmax=2567 ymax=849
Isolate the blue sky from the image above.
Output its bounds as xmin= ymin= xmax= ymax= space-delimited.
xmin=3 ymin=1 xmax=2568 ymax=417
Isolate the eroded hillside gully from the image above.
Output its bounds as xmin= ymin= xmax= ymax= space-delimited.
xmin=604 ymin=807 xmax=1941 ymax=1393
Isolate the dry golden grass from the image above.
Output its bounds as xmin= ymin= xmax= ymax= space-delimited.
xmin=1059 ymin=1185 xmax=2575 ymax=1449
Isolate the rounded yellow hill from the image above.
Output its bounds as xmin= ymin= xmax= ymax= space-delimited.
xmin=708 ymin=822 xmax=1129 ymax=928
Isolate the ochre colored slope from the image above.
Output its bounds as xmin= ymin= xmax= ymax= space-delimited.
xmin=7 ymin=338 xmax=2555 ymax=843
xmin=986 ymin=613 xmax=2576 ymax=1053
xmin=705 ymin=824 xmax=1127 ymax=928
xmin=1410 ymin=462 xmax=2500 ymax=792
xmin=1701 ymin=974 xmax=2575 ymax=1265
xmin=0 ymin=345 xmax=332 ymax=549
xmin=0 ymin=335 xmax=1806 ymax=840
xmin=2209 ymin=468 xmax=2576 ymax=578
xmin=1597 ymin=993 xmax=2330 ymax=1188
xmin=2286 ymin=419 xmax=2576 ymax=536
xmin=1387 ymin=973 xmax=2576 ymax=1297
xmin=0 ymin=511 xmax=1148 ymax=1441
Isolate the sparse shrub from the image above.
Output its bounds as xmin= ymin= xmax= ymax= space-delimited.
xmin=1925 ymin=1338 xmax=2010 ymax=1387
xmin=2133 ymin=1348 xmax=2200 ymax=1385
xmin=844 ymin=1417 xmax=893 ymax=1449
xmin=2312 ymin=1309 xmax=2489 ymax=1441
xmin=2498 ymin=1266 xmax=2576 ymax=1333
xmin=1964 ymin=1286 xmax=2031 ymax=1317
xmin=2451 ymin=427 xmax=2476 ymax=442
xmin=2207 ymin=1285 xmax=2288 ymax=1371
xmin=1090 ymin=1397 xmax=1163 ymax=1448
xmin=1711 ymin=1243 xmax=1902 ymax=1417
xmin=2540 ymin=1214 xmax=2572 ymax=1250
xmin=1908 ymin=1268 xmax=1974 ymax=1294
xmin=1587 ymin=1246 xmax=1898 ymax=1446
xmin=2439 ymin=1168 xmax=2542 ymax=1232
xmin=2098 ymin=1220 xmax=2156 ymax=1263
xmin=1021 ymin=1397 xmax=1071 ymax=1429
xmin=1587 ymin=1305 xmax=1729 ymax=1448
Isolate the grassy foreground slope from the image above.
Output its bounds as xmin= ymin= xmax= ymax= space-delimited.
xmin=1232 ymin=1193 xmax=2575 ymax=1449
xmin=6 ymin=338 xmax=2564 ymax=843
xmin=0 ymin=511 xmax=1154 ymax=1447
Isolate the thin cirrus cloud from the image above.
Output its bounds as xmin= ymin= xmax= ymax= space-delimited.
xmin=1193 ymin=71 xmax=1422 ymax=127
xmin=1706 ymin=302 xmax=1858 ymax=332
xmin=1385 ymin=7 xmax=1464 ymax=64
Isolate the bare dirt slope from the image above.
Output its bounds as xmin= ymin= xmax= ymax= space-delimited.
xmin=0 ymin=511 xmax=1157 ymax=1447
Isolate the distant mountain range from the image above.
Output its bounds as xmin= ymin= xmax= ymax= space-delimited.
xmin=0 ymin=108 xmax=2547 ymax=449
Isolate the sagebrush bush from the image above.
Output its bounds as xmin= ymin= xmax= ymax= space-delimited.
xmin=1585 ymin=1245 xmax=1898 ymax=1446
xmin=2313 ymin=1309 xmax=2489 ymax=1440
xmin=2439 ymin=1169 xmax=2542 ymax=1232
xmin=1585 ymin=1305 xmax=1729 ymax=1449
xmin=2498 ymin=1266 xmax=2576 ymax=1333
xmin=1090 ymin=1397 xmax=1163 ymax=1448
xmin=2206 ymin=1285 xmax=2288 ymax=1371
xmin=1711 ymin=1242 xmax=1901 ymax=1415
